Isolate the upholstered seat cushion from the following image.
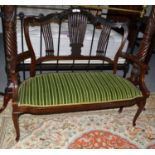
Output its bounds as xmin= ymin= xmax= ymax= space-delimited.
xmin=18 ymin=72 xmax=142 ymax=107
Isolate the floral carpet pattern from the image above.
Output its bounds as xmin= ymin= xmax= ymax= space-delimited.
xmin=0 ymin=94 xmax=155 ymax=149
xmin=68 ymin=130 xmax=138 ymax=149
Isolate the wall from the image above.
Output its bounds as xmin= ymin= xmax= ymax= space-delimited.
xmin=145 ymin=5 xmax=152 ymax=16
xmin=0 ymin=7 xmax=2 ymax=33
xmin=0 ymin=16 xmax=2 ymax=33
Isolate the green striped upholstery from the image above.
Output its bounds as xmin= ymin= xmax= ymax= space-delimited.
xmin=18 ymin=72 xmax=142 ymax=107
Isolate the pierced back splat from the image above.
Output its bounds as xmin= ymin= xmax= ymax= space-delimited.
xmin=42 ymin=23 xmax=54 ymax=56
xmin=96 ymin=24 xmax=111 ymax=56
xmin=68 ymin=13 xmax=87 ymax=56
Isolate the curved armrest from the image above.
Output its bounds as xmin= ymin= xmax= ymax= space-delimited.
xmin=120 ymin=53 xmax=150 ymax=98
xmin=16 ymin=51 xmax=32 ymax=64
xmin=11 ymin=51 xmax=35 ymax=102
xmin=120 ymin=53 xmax=148 ymax=70
xmin=16 ymin=51 xmax=36 ymax=77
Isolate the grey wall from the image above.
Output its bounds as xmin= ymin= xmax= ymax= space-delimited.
xmin=0 ymin=17 xmax=2 ymax=33
xmin=145 ymin=5 xmax=152 ymax=17
xmin=17 ymin=5 xmax=70 ymax=16
xmin=0 ymin=34 xmax=7 ymax=93
xmin=0 ymin=7 xmax=2 ymax=33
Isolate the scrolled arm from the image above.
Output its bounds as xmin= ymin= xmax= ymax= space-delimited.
xmin=119 ymin=53 xmax=150 ymax=98
xmin=120 ymin=53 xmax=148 ymax=70
xmin=16 ymin=51 xmax=32 ymax=64
xmin=16 ymin=50 xmax=36 ymax=77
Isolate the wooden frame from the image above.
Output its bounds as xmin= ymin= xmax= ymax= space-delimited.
xmin=1 ymin=6 xmax=154 ymax=141
xmin=15 ymin=8 xmax=130 ymax=77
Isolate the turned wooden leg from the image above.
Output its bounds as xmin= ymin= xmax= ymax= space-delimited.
xmin=133 ymin=101 xmax=146 ymax=126
xmin=118 ymin=107 xmax=123 ymax=113
xmin=12 ymin=112 xmax=20 ymax=141
xmin=0 ymin=95 xmax=11 ymax=113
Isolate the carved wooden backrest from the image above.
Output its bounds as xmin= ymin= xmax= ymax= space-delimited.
xmin=22 ymin=8 xmax=128 ymax=62
xmin=23 ymin=10 xmax=89 ymax=58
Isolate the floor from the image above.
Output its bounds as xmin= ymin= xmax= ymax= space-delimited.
xmin=0 ymin=94 xmax=155 ymax=148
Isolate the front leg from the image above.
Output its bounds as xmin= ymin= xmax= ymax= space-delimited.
xmin=12 ymin=112 xmax=20 ymax=141
xmin=133 ymin=100 xmax=146 ymax=126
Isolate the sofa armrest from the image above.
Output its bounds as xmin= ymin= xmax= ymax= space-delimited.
xmin=121 ymin=53 xmax=148 ymax=69
xmin=16 ymin=51 xmax=32 ymax=64
xmin=120 ymin=53 xmax=150 ymax=97
xmin=16 ymin=50 xmax=36 ymax=77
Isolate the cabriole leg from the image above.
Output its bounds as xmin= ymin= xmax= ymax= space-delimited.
xmin=12 ymin=112 xmax=20 ymax=141
xmin=133 ymin=101 xmax=146 ymax=126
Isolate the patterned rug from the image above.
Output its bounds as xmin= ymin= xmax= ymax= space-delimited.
xmin=0 ymin=94 xmax=155 ymax=149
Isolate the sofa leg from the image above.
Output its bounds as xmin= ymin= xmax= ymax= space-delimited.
xmin=0 ymin=94 xmax=11 ymax=113
xmin=118 ymin=107 xmax=123 ymax=113
xmin=133 ymin=101 xmax=146 ymax=126
xmin=12 ymin=113 xmax=20 ymax=141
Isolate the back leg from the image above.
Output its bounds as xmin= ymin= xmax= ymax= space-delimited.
xmin=118 ymin=107 xmax=123 ymax=113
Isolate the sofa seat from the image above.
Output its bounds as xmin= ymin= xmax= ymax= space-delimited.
xmin=18 ymin=72 xmax=142 ymax=107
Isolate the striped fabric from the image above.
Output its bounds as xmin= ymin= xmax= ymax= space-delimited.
xmin=18 ymin=72 xmax=142 ymax=107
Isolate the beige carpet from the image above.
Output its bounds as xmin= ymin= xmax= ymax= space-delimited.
xmin=0 ymin=94 xmax=155 ymax=148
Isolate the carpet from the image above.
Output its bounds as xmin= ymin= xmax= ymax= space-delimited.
xmin=0 ymin=94 xmax=155 ymax=149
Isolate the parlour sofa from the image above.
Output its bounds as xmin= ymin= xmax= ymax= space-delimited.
xmin=0 ymin=6 xmax=154 ymax=141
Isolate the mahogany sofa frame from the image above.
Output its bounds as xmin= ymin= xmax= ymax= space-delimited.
xmin=1 ymin=6 xmax=155 ymax=141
